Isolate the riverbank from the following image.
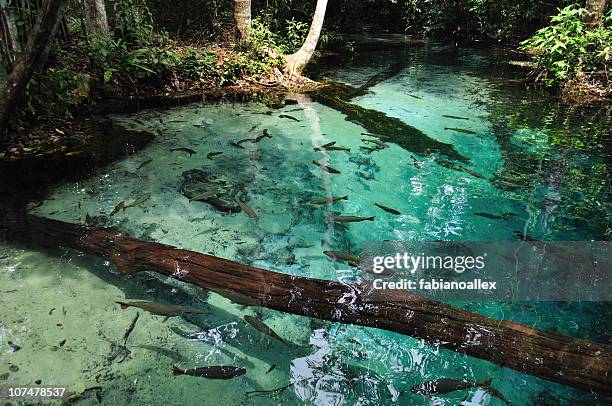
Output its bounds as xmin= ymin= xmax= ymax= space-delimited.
xmin=1 ymin=27 xmax=324 ymax=164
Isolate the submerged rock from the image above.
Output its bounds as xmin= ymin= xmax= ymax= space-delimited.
xmin=178 ymin=169 xmax=244 ymax=213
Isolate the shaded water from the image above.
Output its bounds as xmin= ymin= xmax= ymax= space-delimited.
xmin=2 ymin=40 xmax=610 ymax=405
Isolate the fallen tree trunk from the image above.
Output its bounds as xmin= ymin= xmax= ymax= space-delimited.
xmin=1 ymin=212 xmax=610 ymax=396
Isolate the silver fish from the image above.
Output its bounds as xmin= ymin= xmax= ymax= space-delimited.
xmin=411 ymin=378 xmax=492 ymax=395
xmin=244 ymin=315 xmax=285 ymax=343
xmin=234 ymin=197 xmax=257 ymax=218
xmin=444 ymin=127 xmax=477 ymax=135
xmin=189 ymin=190 xmax=219 ymax=202
xmin=123 ymin=193 xmax=151 ymax=209
xmin=323 ymin=250 xmax=361 ymax=265
xmin=362 ymin=138 xmax=389 ymax=148
xmin=310 ymin=196 xmax=348 ymax=205
xmin=116 ymin=301 xmax=206 ymax=318
xmin=172 ymin=365 xmax=246 ymax=379
xmin=329 ymin=215 xmax=375 ymax=223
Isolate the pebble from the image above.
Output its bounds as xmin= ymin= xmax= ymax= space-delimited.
xmin=7 ymin=341 xmax=21 ymax=352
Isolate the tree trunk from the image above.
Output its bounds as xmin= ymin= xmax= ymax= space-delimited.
xmin=0 ymin=0 xmax=65 ymax=138
xmin=1 ymin=0 xmax=22 ymax=58
xmin=83 ymin=0 xmax=109 ymax=36
xmin=584 ymin=0 xmax=606 ymax=28
xmin=1 ymin=211 xmax=610 ymax=396
xmin=233 ymin=0 xmax=251 ymax=43
xmin=284 ymin=0 xmax=328 ymax=76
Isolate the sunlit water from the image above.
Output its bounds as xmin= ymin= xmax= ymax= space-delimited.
xmin=2 ymin=40 xmax=610 ymax=405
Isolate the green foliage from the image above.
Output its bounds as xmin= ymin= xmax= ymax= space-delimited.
xmin=24 ymin=66 xmax=90 ymax=121
xmin=521 ymin=6 xmax=612 ymax=85
xmin=400 ymin=0 xmax=567 ymax=41
xmin=283 ymin=19 xmax=310 ymax=53
xmin=248 ymin=17 xmax=308 ymax=54
xmin=111 ymin=0 xmax=157 ymax=46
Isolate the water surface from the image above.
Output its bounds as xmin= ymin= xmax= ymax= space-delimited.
xmin=2 ymin=40 xmax=610 ymax=405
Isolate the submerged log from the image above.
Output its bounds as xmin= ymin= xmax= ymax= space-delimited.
xmin=311 ymin=87 xmax=467 ymax=162
xmin=1 ymin=212 xmax=610 ymax=396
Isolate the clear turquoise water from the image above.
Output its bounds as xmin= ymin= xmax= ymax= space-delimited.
xmin=1 ymin=41 xmax=610 ymax=405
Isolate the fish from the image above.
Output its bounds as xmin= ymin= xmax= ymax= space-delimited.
xmin=207 ymin=152 xmax=223 ymax=159
xmin=189 ymin=190 xmax=219 ymax=202
xmin=514 ymin=231 xmax=537 ymax=241
xmin=137 ymin=159 xmax=153 ymax=170
xmin=230 ymin=142 xmax=245 ymax=149
xmin=248 ymin=125 xmax=258 ymax=132
xmin=410 ymin=155 xmax=423 ymax=169
xmin=442 ymin=115 xmax=470 ymax=120
xmin=329 ymin=216 xmax=375 ymax=223
xmin=323 ymin=250 xmax=361 ymax=265
xmin=461 ymin=167 xmax=486 ymax=179
xmin=115 ymin=301 xmax=206 ymax=318
xmin=362 ymin=138 xmax=389 ymax=148
xmin=123 ymin=193 xmax=151 ymax=209
xmin=170 ymin=147 xmax=197 ymax=155
xmin=110 ymin=201 xmax=125 ymax=216
xmin=411 ymin=378 xmax=492 ymax=396
xmin=254 ymin=131 xmax=273 ymax=142
xmin=316 ymin=145 xmax=350 ymax=152
xmin=310 ymin=196 xmax=348 ymax=205
xmin=474 ymin=212 xmax=515 ymax=220
xmin=244 ymin=315 xmax=285 ymax=343
xmin=170 ymin=326 xmax=207 ymax=340
xmin=362 ymin=132 xmax=390 ymax=139
xmin=405 ymin=93 xmax=423 ymax=99
xmin=237 ymin=137 xmax=257 ymax=144
xmin=313 ymin=161 xmax=340 ymax=174
xmin=266 ymin=364 xmax=277 ymax=374
xmin=321 ymin=141 xmax=336 ymax=148
xmin=172 ymin=365 xmax=246 ymax=379
xmin=375 ymin=203 xmax=401 ymax=215
xmin=435 ymin=158 xmax=486 ymax=179
xmin=444 ymin=127 xmax=477 ymax=135
xmin=237 ymin=131 xmax=271 ymax=144
xmin=485 ymin=387 xmax=511 ymax=404
xmin=213 ymin=288 xmax=262 ymax=307
xmin=122 ymin=313 xmax=139 ymax=345
xmin=279 ymin=114 xmax=300 ymax=122
xmin=234 ymin=197 xmax=258 ymax=218
xmin=136 ymin=345 xmax=187 ymax=362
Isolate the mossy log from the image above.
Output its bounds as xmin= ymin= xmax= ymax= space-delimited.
xmin=1 ymin=212 xmax=610 ymax=396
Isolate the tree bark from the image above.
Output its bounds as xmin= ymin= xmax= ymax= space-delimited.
xmin=0 ymin=0 xmax=64 ymax=137
xmin=584 ymin=0 xmax=606 ymax=28
xmin=233 ymin=0 xmax=251 ymax=43
xmin=82 ymin=0 xmax=109 ymax=36
xmin=1 ymin=0 xmax=22 ymax=58
xmin=1 ymin=211 xmax=610 ymax=396
xmin=284 ymin=0 xmax=328 ymax=76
